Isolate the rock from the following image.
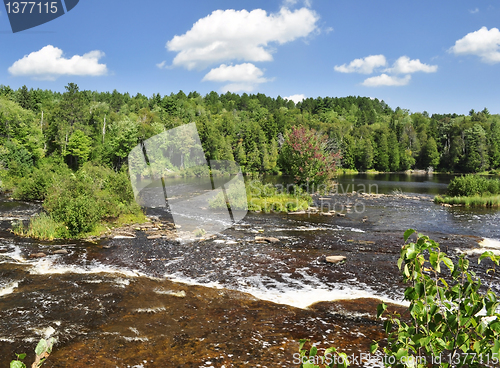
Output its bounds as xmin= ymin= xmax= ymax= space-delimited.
xmin=325 ymin=255 xmax=346 ymax=264
xmin=53 ymin=249 xmax=68 ymax=255
xmin=441 ymin=203 xmax=452 ymax=207
xmin=147 ymin=234 xmax=162 ymax=240
xmin=321 ymin=212 xmax=334 ymax=216
xmin=30 ymin=253 xmax=46 ymax=258
xmin=337 ymin=213 xmax=346 ymax=217
xmin=288 ymin=211 xmax=306 ymax=215
xmin=113 ymin=231 xmax=136 ymax=239
xmin=255 ymin=236 xmax=280 ymax=243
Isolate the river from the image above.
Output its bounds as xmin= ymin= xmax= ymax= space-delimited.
xmin=1 ymin=173 xmax=499 ymax=367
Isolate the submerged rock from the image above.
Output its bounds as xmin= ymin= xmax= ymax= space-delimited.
xmin=30 ymin=252 xmax=46 ymax=258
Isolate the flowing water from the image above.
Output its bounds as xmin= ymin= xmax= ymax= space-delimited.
xmin=1 ymin=174 xmax=500 ymax=367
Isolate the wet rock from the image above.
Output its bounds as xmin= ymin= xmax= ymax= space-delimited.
xmin=30 ymin=252 xmax=46 ymax=258
xmin=288 ymin=211 xmax=306 ymax=215
xmin=53 ymin=249 xmax=68 ymax=255
xmin=337 ymin=213 xmax=346 ymax=217
xmin=113 ymin=231 xmax=136 ymax=239
xmin=441 ymin=203 xmax=452 ymax=207
xmin=147 ymin=234 xmax=162 ymax=240
xmin=321 ymin=212 xmax=334 ymax=216
xmin=255 ymin=236 xmax=280 ymax=243
xmin=325 ymin=255 xmax=346 ymax=264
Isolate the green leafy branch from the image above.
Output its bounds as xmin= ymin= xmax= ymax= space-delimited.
xmin=371 ymin=229 xmax=500 ymax=368
xmin=10 ymin=338 xmax=56 ymax=368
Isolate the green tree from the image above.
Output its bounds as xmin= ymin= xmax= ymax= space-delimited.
xmin=464 ymin=124 xmax=489 ymax=172
xmin=420 ymin=136 xmax=440 ymax=169
xmin=66 ymin=130 xmax=92 ymax=168
xmin=388 ymin=132 xmax=400 ymax=171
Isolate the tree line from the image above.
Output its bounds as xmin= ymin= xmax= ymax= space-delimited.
xmin=1 ymin=83 xmax=499 ymax=181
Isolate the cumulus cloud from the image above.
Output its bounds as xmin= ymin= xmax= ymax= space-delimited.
xmin=202 ymin=63 xmax=270 ymax=92
xmin=335 ymin=54 xmax=436 ymax=87
xmin=449 ymin=26 xmax=500 ymax=63
xmin=362 ymin=74 xmax=411 ymax=87
xmin=386 ymin=56 xmax=438 ymax=74
xmin=284 ymin=94 xmax=306 ymax=103
xmin=334 ymin=55 xmax=387 ymax=74
xmin=469 ymin=8 xmax=479 ymax=14
xmin=166 ymin=7 xmax=319 ymax=70
xmin=202 ymin=63 xmax=268 ymax=83
xmin=8 ymin=45 xmax=107 ymax=80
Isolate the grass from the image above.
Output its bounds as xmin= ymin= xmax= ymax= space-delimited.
xmin=12 ymin=213 xmax=64 ymax=240
xmin=12 ymin=211 xmax=148 ymax=240
xmin=208 ymin=178 xmax=313 ymax=213
xmin=434 ymin=194 xmax=500 ymax=207
xmin=247 ymin=194 xmax=312 ymax=213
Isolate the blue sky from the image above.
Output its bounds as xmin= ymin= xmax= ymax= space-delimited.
xmin=1 ymin=0 xmax=499 ymax=114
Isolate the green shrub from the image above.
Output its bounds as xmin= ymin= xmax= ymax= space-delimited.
xmin=42 ymin=162 xmax=143 ymax=237
xmin=447 ymin=174 xmax=500 ymax=197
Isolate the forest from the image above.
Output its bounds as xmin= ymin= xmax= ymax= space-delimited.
xmin=1 ymin=83 xmax=498 ymax=179
xmin=0 ymin=83 xmax=499 ymax=237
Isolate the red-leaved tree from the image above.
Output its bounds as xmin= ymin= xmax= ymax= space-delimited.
xmin=280 ymin=126 xmax=340 ymax=187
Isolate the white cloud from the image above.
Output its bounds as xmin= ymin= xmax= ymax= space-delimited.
xmin=362 ymin=74 xmax=411 ymax=87
xmin=8 ymin=45 xmax=107 ymax=80
xmin=386 ymin=56 xmax=438 ymax=74
xmin=284 ymin=94 xmax=306 ymax=103
xmin=156 ymin=61 xmax=167 ymax=69
xmin=202 ymin=63 xmax=268 ymax=83
xmin=166 ymin=7 xmax=319 ymax=70
xmin=334 ymin=55 xmax=387 ymax=74
xmin=449 ymin=27 xmax=500 ymax=63
xmin=203 ymin=63 xmax=270 ymax=93
xmin=469 ymin=8 xmax=479 ymax=14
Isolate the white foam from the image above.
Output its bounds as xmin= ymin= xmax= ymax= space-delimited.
xmin=31 ymin=326 xmax=56 ymax=339
xmin=0 ymin=281 xmax=18 ymax=297
xmin=165 ymin=272 xmax=407 ymax=309
xmin=134 ymin=307 xmax=166 ymax=313
xmin=29 ymin=257 xmax=145 ymax=279
xmin=1 ymin=245 xmax=25 ymax=263
xmin=153 ymin=288 xmax=186 ymax=297
xmin=479 ymin=238 xmax=500 ymax=250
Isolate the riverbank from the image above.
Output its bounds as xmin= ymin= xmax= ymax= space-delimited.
xmin=2 ymin=189 xmax=499 ymax=367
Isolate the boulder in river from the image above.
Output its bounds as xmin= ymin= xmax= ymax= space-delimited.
xmin=255 ymin=236 xmax=280 ymax=243
xmin=30 ymin=253 xmax=47 ymax=258
xmin=53 ymin=249 xmax=68 ymax=255
xmin=325 ymin=255 xmax=346 ymax=264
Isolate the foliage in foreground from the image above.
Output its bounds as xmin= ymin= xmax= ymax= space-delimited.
xmin=301 ymin=230 xmax=500 ymax=367
xmin=371 ymin=229 xmax=500 ymax=367
xmin=10 ymin=337 xmax=55 ymax=368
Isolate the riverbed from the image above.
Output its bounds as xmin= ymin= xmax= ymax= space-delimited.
xmin=1 ymin=174 xmax=499 ymax=367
